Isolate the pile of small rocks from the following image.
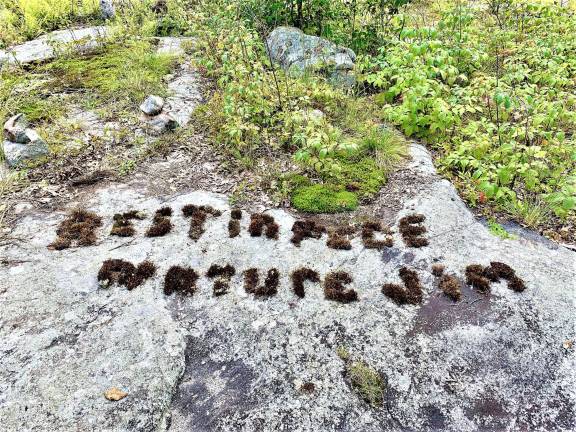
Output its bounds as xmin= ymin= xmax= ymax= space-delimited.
xmin=2 ymin=114 xmax=49 ymax=167
xmin=139 ymin=95 xmax=178 ymax=135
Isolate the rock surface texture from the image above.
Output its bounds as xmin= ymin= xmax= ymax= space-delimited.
xmin=266 ymin=26 xmax=356 ymax=87
xmin=140 ymin=95 xmax=165 ymax=116
xmin=1 ymin=143 xmax=574 ymax=431
xmin=0 ymin=26 xmax=109 ymax=66
xmin=100 ymin=0 xmax=116 ymax=19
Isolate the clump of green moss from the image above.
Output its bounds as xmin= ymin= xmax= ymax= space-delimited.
xmin=292 ymin=184 xmax=358 ymax=214
xmin=336 ymin=347 xmax=385 ymax=408
xmin=44 ymin=41 xmax=176 ymax=109
xmin=332 ymin=156 xmax=386 ymax=198
xmin=347 ymin=360 xmax=385 ymax=408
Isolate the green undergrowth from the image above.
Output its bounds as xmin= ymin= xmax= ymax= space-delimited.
xmin=44 ymin=41 xmax=177 ymax=110
xmin=487 ymin=219 xmax=518 ymax=240
xmin=190 ymin=0 xmax=408 ymax=214
xmin=0 ymin=0 xmax=101 ymax=48
xmin=1 ymin=40 xmax=176 ymax=121
xmin=359 ymin=0 xmax=576 ymax=227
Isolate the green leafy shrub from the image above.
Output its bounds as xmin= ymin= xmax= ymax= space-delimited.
xmin=192 ymin=0 xmax=407 ymax=213
xmin=360 ymin=1 xmax=576 ymax=225
xmin=292 ymin=184 xmax=358 ymax=213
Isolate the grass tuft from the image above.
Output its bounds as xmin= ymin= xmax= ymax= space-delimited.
xmin=337 ymin=347 xmax=385 ymax=408
xmin=347 ymin=360 xmax=385 ymax=408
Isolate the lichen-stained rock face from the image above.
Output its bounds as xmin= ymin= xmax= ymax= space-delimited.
xmin=266 ymin=26 xmax=357 ymax=87
xmin=0 ymin=146 xmax=575 ymax=431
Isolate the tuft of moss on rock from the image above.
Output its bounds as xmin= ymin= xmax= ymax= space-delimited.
xmin=292 ymin=184 xmax=358 ymax=214
xmin=337 ymin=347 xmax=385 ymax=408
xmin=347 ymin=360 xmax=385 ymax=408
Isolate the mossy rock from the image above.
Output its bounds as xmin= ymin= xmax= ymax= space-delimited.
xmin=291 ymin=184 xmax=358 ymax=213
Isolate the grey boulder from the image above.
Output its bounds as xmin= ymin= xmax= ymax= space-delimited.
xmin=3 ymin=114 xmax=49 ymax=167
xmin=4 ymin=113 xmax=30 ymax=143
xmin=139 ymin=95 xmax=165 ymax=116
xmin=3 ymin=134 xmax=49 ymax=167
xmin=266 ymin=26 xmax=356 ymax=87
xmin=143 ymin=113 xmax=178 ymax=136
xmin=99 ymin=0 xmax=115 ymax=19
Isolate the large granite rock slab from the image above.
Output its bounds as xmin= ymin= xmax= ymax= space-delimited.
xmin=0 ymin=26 xmax=109 ymax=67
xmin=0 ymin=145 xmax=574 ymax=431
xmin=266 ymin=26 xmax=356 ymax=87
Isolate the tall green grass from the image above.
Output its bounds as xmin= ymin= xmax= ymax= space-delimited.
xmin=0 ymin=0 xmax=101 ymax=48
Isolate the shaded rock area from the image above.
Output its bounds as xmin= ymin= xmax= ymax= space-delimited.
xmin=0 ymin=26 xmax=109 ymax=66
xmin=1 ymin=145 xmax=574 ymax=431
xmin=266 ymin=26 xmax=356 ymax=87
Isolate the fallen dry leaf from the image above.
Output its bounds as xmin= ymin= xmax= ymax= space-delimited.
xmin=562 ymin=340 xmax=573 ymax=350
xmin=104 ymin=387 xmax=128 ymax=401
